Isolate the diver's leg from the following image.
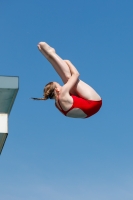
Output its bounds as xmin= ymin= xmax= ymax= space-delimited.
xmin=38 ymin=42 xmax=101 ymax=101
xmin=73 ymin=79 xmax=101 ymax=101
xmin=38 ymin=42 xmax=72 ymax=84
xmin=64 ymin=60 xmax=101 ymax=101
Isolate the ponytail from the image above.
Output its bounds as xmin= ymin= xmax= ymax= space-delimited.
xmin=31 ymin=82 xmax=55 ymax=101
xmin=31 ymin=97 xmax=46 ymax=100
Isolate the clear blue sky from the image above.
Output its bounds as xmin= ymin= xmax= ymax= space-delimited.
xmin=0 ymin=0 xmax=133 ymax=199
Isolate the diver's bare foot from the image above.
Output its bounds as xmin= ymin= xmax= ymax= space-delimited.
xmin=37 ymin=42 xmax=55 ymax=58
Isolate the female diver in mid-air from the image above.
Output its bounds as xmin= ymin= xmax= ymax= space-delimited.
xmin=32 ymin=42 xmax=102 ymax=119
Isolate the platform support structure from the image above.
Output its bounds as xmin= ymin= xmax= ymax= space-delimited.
xmin=0 ymin=76 xmax=19 ymax=154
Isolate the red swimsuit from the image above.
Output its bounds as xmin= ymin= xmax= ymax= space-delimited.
xmin=55 ymin=95 xmax=102 ymax=118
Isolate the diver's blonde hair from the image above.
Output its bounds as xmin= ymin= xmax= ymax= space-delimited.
xmin=31 ymin=82 xmax=55 ymax=100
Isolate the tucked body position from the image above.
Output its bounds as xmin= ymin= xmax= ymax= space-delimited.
xmin=32 ymin=42 xmax=102 ymax=119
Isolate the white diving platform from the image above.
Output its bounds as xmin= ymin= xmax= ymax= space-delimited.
xmin=0 ymin=76 xmax=19 ymax=154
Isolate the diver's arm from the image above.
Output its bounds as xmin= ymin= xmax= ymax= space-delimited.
xmin=64 ymin=60 xmax=79 ymax=76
